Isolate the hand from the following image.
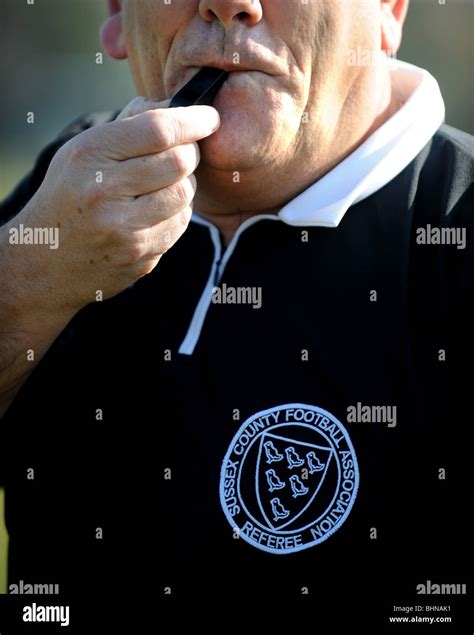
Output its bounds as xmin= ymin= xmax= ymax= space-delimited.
xmin=12 ymin=97 xmax=220 ymax=313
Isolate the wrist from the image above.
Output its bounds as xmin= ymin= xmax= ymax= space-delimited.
xmin=0 ymin=221 xmax=77 ymax=331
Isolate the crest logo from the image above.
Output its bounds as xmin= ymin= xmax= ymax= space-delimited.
xmin=220 ymin=404 xmax=359 ymax=554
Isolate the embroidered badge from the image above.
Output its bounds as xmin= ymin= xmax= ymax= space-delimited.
xmin=220 ymin=404 xmax=359 ymax=554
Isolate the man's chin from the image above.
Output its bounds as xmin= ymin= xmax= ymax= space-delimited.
xmin=198 ymin=118 xmax=273 ymax=172
xmin=199 ymin=140 xmax=258 ymax=172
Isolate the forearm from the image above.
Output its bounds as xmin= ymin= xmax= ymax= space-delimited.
xmin=0 ymin=223 xmax=76 ymax=417
xmin=0 ymin=311 xmax=73 ymax=418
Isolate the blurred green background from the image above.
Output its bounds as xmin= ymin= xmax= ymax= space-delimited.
xmin=0 ymin=0 xmax=473 ymax=594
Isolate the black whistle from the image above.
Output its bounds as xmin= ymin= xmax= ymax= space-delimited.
xmin=170 ymin=67 xmax=229 ymax=108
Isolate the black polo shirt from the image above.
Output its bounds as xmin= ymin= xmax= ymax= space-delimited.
xmin=0 ymin=114 xmax=473 ymax=633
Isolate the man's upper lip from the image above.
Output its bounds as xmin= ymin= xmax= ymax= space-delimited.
xmin=200 ymin=62 xmax=265 ymax=73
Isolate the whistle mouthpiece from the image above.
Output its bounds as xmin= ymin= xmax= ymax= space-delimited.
xmin=170 ymin=67 xmax=229 ymax=108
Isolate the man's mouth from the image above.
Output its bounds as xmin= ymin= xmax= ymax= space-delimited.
xmin=169 ymin=61 xmax=271 ymax=107
xmin=170 ymin=67 xmax=230 ymax=108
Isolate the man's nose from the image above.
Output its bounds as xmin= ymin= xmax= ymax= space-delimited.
xmin=199 ymin=0 xmax=263 ymax=28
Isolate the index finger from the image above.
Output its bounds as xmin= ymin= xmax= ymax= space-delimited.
xmin=98 ymin=103 xmax=221 ymax=161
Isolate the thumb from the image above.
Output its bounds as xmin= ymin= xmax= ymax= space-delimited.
xmin=115 ymin=97 xmax=172 ymax=121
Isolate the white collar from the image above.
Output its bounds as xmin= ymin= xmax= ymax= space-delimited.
xmin=278 ymin=58 xmax=445 ymax=227
xmin=194 ymin=58 xmax=445 ymax=230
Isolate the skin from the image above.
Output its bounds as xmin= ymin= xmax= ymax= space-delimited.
xmin=0 ymin=0 xmax=409 ymax=414
xmin=102 ymin=0 xmax=410 ymax=242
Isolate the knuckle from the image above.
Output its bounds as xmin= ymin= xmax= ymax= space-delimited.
xmin=96 ymin=224 xmax=125 ymax=251
xmin=147 ymin=110 xmax=173 ymax=149
xmin=83 ymin=178 xmax=117 ymax=207
xmin=188 ymin=172 xmax=198 ymax=193
xmin=135 ymin=260 xmax=157 ymax=278
xmin=67 ymin=136 xmax=91 ymax=163
xmin=172 ymin=178 xmax=194 ymax=205
xmin=164 ymin=210 xmax=192 ymax=249
xmin=126 ymin=236 xmax=148 ymax=262
xmin=84 ymin=182 xmax=106 ymax=207
xmin=160 ymin=231 xmax=174 ymax=254
xmin=179 ymin=206 xmax=193 ymax=228
xmin=170 ymin=146 xmax=193 ymax=178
